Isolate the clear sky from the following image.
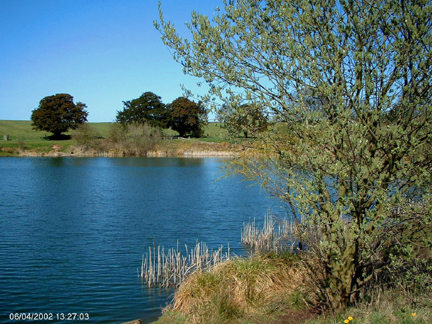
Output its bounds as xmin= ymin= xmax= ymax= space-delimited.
xmin=0 ymin=0 xmax=220 ymax=122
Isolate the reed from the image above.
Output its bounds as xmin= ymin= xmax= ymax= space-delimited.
xmin=138 ymin=241 xmax=231 ymax=287
xmin=241 ymin=210 xmax=302 ymax=254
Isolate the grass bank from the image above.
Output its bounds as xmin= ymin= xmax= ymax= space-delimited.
xmin=154 ymin=254 xmax=431 ymax=324
xmin=153 ymin=253 xmax=314 ymax=324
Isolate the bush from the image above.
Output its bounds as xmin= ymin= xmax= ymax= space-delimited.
xmin=72 ymin=123 xmax=101 ymax=150
xmin=72 ymin=122 xmax=162 ymax=156
xmin=107 ymin=122 xmax=161 ymax=156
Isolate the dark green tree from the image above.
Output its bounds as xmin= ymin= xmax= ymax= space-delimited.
xmin=156 ymin=0 xmax=432 ymax=309
xmin=31 ymin=93 xmax=88 ymax=138
xmin=169 ymin=97 xmax=207 ymax=137
xmin=116 ymin=92 xmax=168 ymax=128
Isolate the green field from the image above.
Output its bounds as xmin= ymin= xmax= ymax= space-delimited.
xmin=0 ymin=120 xmax=114 ymax=141
xmin=0 ymin=120 xmax=112 ymax=153
xmin=0 ymin=120 xmax=226 ymax=139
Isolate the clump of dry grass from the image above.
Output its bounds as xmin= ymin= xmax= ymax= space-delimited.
xmin=160 ymin=254 xmax=309 ymax=323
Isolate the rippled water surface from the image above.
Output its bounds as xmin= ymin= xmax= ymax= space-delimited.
xmin=0 ymin=157 xmax=282 ymax=324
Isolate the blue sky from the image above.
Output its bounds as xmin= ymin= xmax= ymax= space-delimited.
xmin=0 ymin=0 xmax=220 ymax=122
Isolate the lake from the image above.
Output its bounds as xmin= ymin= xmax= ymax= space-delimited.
xmin=0 ymin=157 xmax=283 ymax=323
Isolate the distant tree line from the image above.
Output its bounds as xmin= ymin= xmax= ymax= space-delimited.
xmin=31 ymin=91 xmax=208 ymax=139
xmin=116 ymin=91 xmax=207 ymax=138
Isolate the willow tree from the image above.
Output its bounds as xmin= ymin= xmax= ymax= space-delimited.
xmin=156 ymin=0 xmax=432 ymax=309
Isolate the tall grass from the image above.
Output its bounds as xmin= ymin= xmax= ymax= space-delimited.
xmin=139 ymin=241 xmax=231 ymax=288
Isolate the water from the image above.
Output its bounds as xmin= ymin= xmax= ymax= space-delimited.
xmin=0 ymin=157 xmax=283 ymax=324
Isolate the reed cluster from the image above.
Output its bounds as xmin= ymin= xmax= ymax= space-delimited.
xmin=241 ymin=210 xmax=301 ymax=254
xmin=138 ymin=241 xmax=231 ymax=287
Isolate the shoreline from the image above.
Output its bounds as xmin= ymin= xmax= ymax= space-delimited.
xmin=1 ymin=139 xmax=244 ymax=158
xmin=10 ymin=149 xmax=239 ymax=158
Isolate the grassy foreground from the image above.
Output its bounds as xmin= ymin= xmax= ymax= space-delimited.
xmin=0 ymin=120 xmax=237 ymax=156
xmin=151 ymin=212 xmax=431 ymax=324
xmin=153 ymin=252 xmax=431 ymax=324
xmin=154 ymin=253 xmax=312 ymax=324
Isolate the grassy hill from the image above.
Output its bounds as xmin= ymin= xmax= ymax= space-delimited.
xmin=0 ymin=120 xmax=114 ymax=141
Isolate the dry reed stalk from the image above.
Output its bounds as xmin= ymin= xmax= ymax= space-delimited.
xmin=139 ymin=241 xmax=231 ymax=287
xmin=241 ymin=210 xmax=302 ymax=254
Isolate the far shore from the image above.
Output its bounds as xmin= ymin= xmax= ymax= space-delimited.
xmin=0 ymin=120 xmax=249 ymax=158
xmin=14 ymin=149 xmax=239 ymax=158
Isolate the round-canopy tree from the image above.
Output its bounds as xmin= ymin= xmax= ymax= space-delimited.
xmin=169 ymin=97 xmax=207 ymax=137
xmin=31 ymin=93 xmax=88 ymax=138
xmin=116 ymin=92 xmax=169 ymax=128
